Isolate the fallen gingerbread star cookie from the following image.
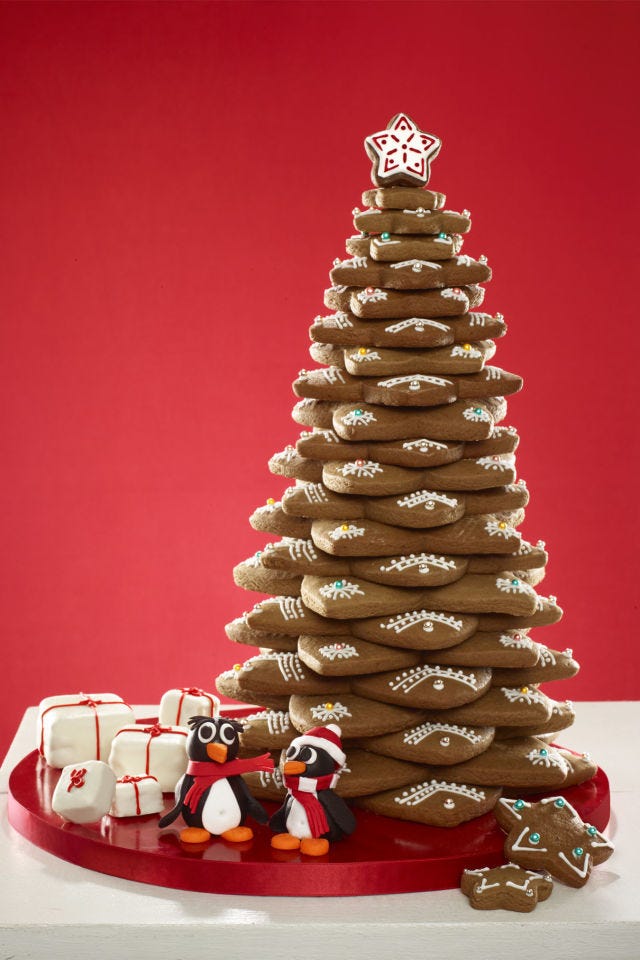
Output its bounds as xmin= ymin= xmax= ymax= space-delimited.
xmin=461 ymin=863 xmax=553 ymax=912
xmin=494 ymin=796 xmax=614 ymax=887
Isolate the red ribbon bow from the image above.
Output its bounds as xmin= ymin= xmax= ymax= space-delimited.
xmin=67 ymin=767 xmax=87 ymax=792
xmin=143 ymin=723 xmax=165 ymax=738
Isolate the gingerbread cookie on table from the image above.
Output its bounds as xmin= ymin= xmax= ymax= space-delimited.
xmin=355 ymin=776 xmax=501 ymax=827
xmin=461 ymin=864 xmax=553 ymax=912
xmin=494 ymin=796 xmax=614 ymax=887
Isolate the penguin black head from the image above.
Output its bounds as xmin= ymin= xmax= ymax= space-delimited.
xmin=283 ymin=740 xmax=336 ymax=778
xmin=186 ymin=715 xmax=243 ymax=764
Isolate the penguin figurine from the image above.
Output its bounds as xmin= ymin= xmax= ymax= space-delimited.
xmin=270 ymin=724 xmax=356 ymax=856
xmin=158 ymin=715 xmax=274 ymax=844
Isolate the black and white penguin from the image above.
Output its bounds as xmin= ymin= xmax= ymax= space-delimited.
xmin=270 ymin=724 xmax=356 ymax=856
xmin=158 ymin=715 xmax=273 ymax=844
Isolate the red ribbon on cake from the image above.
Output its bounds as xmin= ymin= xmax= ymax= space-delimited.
xmin=175 ymin=688 xmax=218 ymax=726
xmin=66 ymin=767 xmax=87 ymax=792
xmin=39 ymin=694 xmax=132 ymax=761
xmin=114 ymin=725 xmax=188 ymax=774
xmin=119 ymin=774 xmax=156 ymax=815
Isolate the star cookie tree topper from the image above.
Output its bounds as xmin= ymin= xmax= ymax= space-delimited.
xmin=365 ymin=113 xmax=442 ymax=187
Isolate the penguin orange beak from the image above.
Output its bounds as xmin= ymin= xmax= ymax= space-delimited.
xmin=283 ymin=760 xmax=306 ymax=775
xmin=207 ymin=742 xmax=228 ymax=763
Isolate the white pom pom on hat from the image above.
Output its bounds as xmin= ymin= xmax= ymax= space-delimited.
xmin=289 ymin=723 xmax=346 ymax=768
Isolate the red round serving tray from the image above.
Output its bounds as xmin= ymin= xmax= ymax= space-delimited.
xmin=8 ymin=724 xmax=611 ymax=897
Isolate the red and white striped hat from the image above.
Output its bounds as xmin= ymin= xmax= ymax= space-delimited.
xmin=289 ymin=724 xmax=346 ymax=769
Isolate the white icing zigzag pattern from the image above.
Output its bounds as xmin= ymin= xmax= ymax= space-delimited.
xmin=395 ymin=780 xmax=486 ymax=807
xmin=381 ymin=610 xmax=463 ymax=634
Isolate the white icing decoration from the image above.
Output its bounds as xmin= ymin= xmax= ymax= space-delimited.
xmin=329 ymin=524 xmax=365 ymax=541
xmin=349 ymin=350 xmax=382 ymax=363
xmin=384 ymin=317 xmax=449 ymax=334
xmin=335 ymin=256 xmax=368 ymax=269
xmin=377 ymin=373 xmax=451 ymax=389
xmin=388 ymin=665 xmax=478 ymax=695
xmin=534 ymin=644 xmax=557 ymax=667
xmin=526 ymin=747 xmax=568 ymax=771
xmin=451 ymin=344 xmax=482 ymax=359
xmin=557 ymin=851 xmax=591 ymax=879
xmin=258 ymin=766 xmax=284 ymax=789
xmin=356 ymin=287 xmax=387 ymax=303
xmin=401 ymin=208 xmax=432 ymax=218
xmin=318 ymin=643 xmax=359 ymax=661
xmin=318 ymin=580 xmax=365 ymax=601
xmin=501 ymin=687 xmax=546 ymax=706
xmin=245 ymin=710 xmax=290 ymax=737
xmin=321 ymin=366 xmax=346 ymax=385
xmin=372 ymin=237 xmax=401 ymax=246
xmin=313 ymin=428 xmax=340 ymax=443
xmin=469 ymin=313 xmax=490 ymax=327
xmin=389 ymin=259 xmax=441 ymax=272
xmin=455 ymin=255 xmax=475 ymax=266
xmin=395 ymin=780 xmax=486 ymax=807
xmin=310 ymin=702 xmax=352 ymax=723
xmin=485 ymin=366 xmax=503 ymax=380
xmin=330 ymin=284 xmax=348 ymax=293
xmin=341 ymin=409 xmax=377 ymax=427
xmin=339 ymin=460 xmax=383 ymax=478
xmin=323 ymin=312 xmax=353 ymax=329
xmin=303 ymin=483 xmax=329 ymax=504
xmin=403 ymin=722 xmax=483 ymax=746
xmin=396 ymin=489 xmax=458 ymax=510
xmin=498 ymin=633 xmax=534 ymax=650
xmin=485 ymin=519 xmax=518 ymax=539
xmin=277 ymin=597 xmax=306 ymax=621
xmin=516 ymin=540 xmax=534 ymax=555
xmin=512 ymin=826 xmax=548 ymax=854
xmin=402 ymin=438 xmax=448 ymax=452
xmin=283 ymin=538 xmax=318 ymax=564
xmin=463 ymin=406 xmax=490 ymax=422
xmin=378 ymin=554 xmax=456 ymax=574
xmin=381 ymin=610 xmax=463 ymax=634
xmin=476 ymin=455 xmax=514 ymax=471
xmin=496 ymin=576 xmax=531 ymax=595
xmin=441 ymin=288 xmax=468 ymax=302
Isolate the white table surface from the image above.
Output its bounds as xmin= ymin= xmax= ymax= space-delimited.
xmin=0 ymin=702 xmax=637 ymax=960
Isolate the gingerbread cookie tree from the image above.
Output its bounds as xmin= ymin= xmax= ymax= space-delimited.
xmin=217 ymin=113 xmax=592 ymax=827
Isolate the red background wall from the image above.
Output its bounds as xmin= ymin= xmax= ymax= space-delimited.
xmin=1 ymin=1 xmax=638 ymax=760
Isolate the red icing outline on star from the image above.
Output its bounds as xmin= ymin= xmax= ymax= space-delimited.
xmin=365 ymin=114 xmax=441 ymax=187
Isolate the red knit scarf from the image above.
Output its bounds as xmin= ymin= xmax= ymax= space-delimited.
xmin=284 ymin=773 xmax=335 ymax=838
xmin=184 ymin=755 xmax=274 ymax=813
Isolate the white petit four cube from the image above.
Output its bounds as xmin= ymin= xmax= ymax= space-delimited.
xmin=109 ymin=775 xmax=164 ymax=818
xmin=52 ymin=761 xmax=117 ymax=824
xmin=108 ymin=723 xmax=188 ymax=791
xmin=38 ymin=693 xmax=136 ymax=768
xmin=158 ymin=686 xmax=220 ymax=727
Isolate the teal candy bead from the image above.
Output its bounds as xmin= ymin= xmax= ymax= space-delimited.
xmin=554 ymin=798 xmax=565 ymax=808
xmin=438 ymin=231 xmax=447 ymax=239
xmin=587 ymin=826 xmax=597 ymax=836
xmin=334 ymin=580 xmax=344 ymax=589
xmin=573 ymin=846 xmax=584 ymax=858
xmin=381 ymin=231 xmax=391 ymax=241
xmin=512 ymin=578 xmax=520 ymax=586
xmin=539 ymin=748 xmax=548 ymax=757
xmin=474 ymin=407 xmax=483 ymax=415
xmin=530 ymin=833 xmax=541 ymax=844
xmin=354 ymin=409 xmax=363 ymax=416
xmin=514 ymin=799 xmax=525 ymax=810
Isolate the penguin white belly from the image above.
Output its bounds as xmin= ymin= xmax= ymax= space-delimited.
xmin=200 ymin=778 xmax=242 ymax=835
xmin=285 ymin=797 xmax=313 ymax=839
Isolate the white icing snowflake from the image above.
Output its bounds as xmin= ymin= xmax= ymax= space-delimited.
xmin=341 ymin=409 xmax=377 ymax=427
xmin=402 ymin=438 xmax=448 ymax=452
xmin=339 ymin=460 xmax=383 ymax=479
xmin=499 ymin=633 xmax=534 ymax=650
xmin=441 ymin=288 xmax=468 ymax=303
xmin=310 ymin=702 xmax=352 ymax=723
xmin=496 ymin=576 xmax=531 ymax=595
xmin=396 ymin=490 xmax=459 ymax=511
xmin=451 ymin=344 xmax=482 ymax=359
xmin=329 ymin=524 xmax=365 ymax=541
xmin=318 ymin=580 xmax=365 ymax=601
xmin=384 ymin=317 xmax=449 ymax=334
xmin=348 ymin=350 xmax=382 ymax=363
xmin=501 ymin=687 xmax=546 ymax=706
xmin=318 ymin=643 xmax=359 ymax=661
xmin=484 ymin=519 xmax=517 ymax=539
xmin=389 ymin=259 xmax=441 ymax=272
xmin=463 ymin=406 xmax=491 ymax=422
xmin=476 ymin=455 xmax=514 ymax=471
xmin=526 ymin=747 xmax=568 ymax=771
xmin=356 ymin=287 xmax=388 ymax=304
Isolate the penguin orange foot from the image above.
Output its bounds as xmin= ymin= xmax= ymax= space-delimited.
xmin=271 ymin=832 xmax=301 ymax=851
xmin=180 ymin=827 xmax=211 ymax=844
xmin=300 ymin=837 xmax=330 ymax=857
xmin=221 ymin=826 xmax=254 ymax=843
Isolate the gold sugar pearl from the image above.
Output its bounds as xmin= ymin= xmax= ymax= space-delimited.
xmin=463 ymin=343 xmax=471 ymax=351
xmin=520 ymin=686 xmax=529 ymax=694
xmin=233 ymin=663 xmax=242 ymax=672
xmin=267 ymin=497 xmax=275 ymax=505
xmin=324 ymin=702 xmax=334 ymax=710
xmin=341 ymin=524 xmax=349 ymax=531
xmin=498 ymin=521 xmax=507 ymax=530
xmin=358 ymin=347 xmax=367 ymax=355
